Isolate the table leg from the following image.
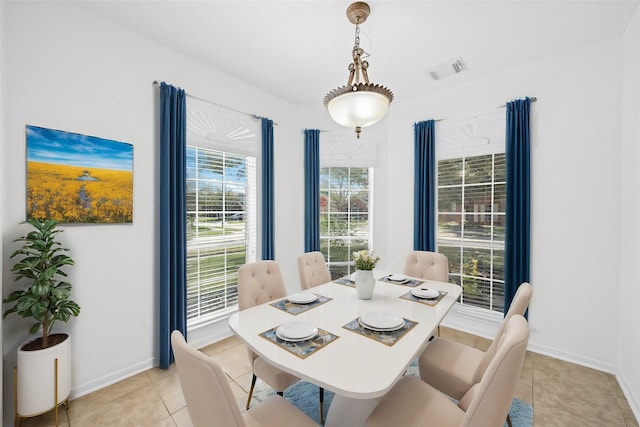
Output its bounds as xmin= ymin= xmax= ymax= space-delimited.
xmin=324 ymin=395 xmax=381 ymax=427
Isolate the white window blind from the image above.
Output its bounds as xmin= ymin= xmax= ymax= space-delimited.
xmin=186 ymin=98 xmax=258 ymax=325
xmin=436 ymin=110 xmax=506 ymax=313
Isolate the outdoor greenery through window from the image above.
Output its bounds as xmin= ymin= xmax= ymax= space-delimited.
xmin=186 ymin=147 xmax=256 ymax=322
xmin=437 ymin=153 xmax=505 ymax=312
xmin=320 ymin=167 xmax=372 ymax=279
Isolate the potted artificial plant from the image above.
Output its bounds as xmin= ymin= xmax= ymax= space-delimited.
xmin=3 ymin=218 xmax=80 ymax=419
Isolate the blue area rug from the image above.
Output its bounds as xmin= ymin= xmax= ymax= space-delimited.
xmin=252 ymin=360 xmax=532 ymax=426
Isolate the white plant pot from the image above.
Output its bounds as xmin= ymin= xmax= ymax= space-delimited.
xmin=17 ymin=333 xmax=71 ymax=417
xmin=355 ymin=270 xmax=376 ymax=299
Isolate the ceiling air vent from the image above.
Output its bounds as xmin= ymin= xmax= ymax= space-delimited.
xmin=428 ymin=58 xmax=464 ymax=81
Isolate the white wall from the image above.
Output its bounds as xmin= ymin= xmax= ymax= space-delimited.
xmin=1 ymin=2 xmax=302 ymax=424
xmin=385 ymin=38 xmax=624 ymax=372
xmin=619 ymin=3 xmax=640 ymax=420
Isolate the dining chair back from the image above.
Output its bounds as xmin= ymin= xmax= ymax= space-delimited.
xmin=403 ymin=250 xmax=449 ymax=282
xmin=237 ymin=260 xmax=326 ymax=421
xmin=298 ymin=251 xmax=332 ymax=290
xmin=171 ymin=330 xmax=245 ymax=427
xmin=418 ymin=282 xmax=533 ymax=400
xmin=171 ymin=330 xmax=319 ymax=427
xmin=458 ymin=315 xmax=529 ymax=426
xmin=366 ymin=315 xmax=529 ymax=427
xmin=472 ymin=282 xmax=533 ymax=383
xmin=237 ymin=260 xmax=298 ymax=402
xmin=238 ymin=260 xmax=288 ymax=310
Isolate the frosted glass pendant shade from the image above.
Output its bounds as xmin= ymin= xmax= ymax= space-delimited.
xmin=326 ymin=90 xmax=390 ymax=129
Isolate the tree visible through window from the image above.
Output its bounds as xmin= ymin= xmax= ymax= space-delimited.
xmin=437 ymin=153 xmax=505 ymax=312
xmin=186 ymin=147 xmax=256 ymax=322
xmin=320 ymin=167 xmax=372 ymax=279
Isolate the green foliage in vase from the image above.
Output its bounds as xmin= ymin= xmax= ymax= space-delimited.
xmin=353 ymin=250 xmax=380 ymax=270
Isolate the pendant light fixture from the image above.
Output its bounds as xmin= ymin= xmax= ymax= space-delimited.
xmin=324 ymin=2 xmax=393 ymax=139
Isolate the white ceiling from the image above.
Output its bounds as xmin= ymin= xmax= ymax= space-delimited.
xmin=71 ymin=0 xmax=638 ymax=105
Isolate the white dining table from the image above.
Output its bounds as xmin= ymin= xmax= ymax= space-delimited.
xmin=228 ymin=271 xmax=461 ymax=427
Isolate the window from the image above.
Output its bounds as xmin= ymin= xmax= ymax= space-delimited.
xmin=185 ymin=100 xmax=258 ymax=325
xmin=185 ymin=148 xmax=256 ymax=322
xmin=320 ymin=167 xmax=372 ymax=279
xmin=437 ymin=153 xmax=506 ymax=313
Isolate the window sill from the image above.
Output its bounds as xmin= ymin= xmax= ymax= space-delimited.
xmin=440 ymin=303 xmax=503 ymax=340
xmin=187 ymin=307 xmax=238 ymax=349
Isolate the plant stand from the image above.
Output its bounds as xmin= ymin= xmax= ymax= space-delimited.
xmin=14 ymin=359 xmax=70 ymax=427
xmin=13 ymin=333 xmax=72 ymax=427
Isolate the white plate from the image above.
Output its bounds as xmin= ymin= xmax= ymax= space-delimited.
xmin=287 ymin=292 xmax=318 ymax=304
xmin=276 ymin=329 xmax=318 ymax=342
xmin=275 ymin=321 xmax=318 ymax=341
xmin=387 ymin=274 xmax=409 ymax=283
xmin=358 ymin=317 xmax=405 ymax=332
xmin=359 ymin=311 xmax=405 ymax=330
xmin=412 ymin=288 xmax=440 ymax=299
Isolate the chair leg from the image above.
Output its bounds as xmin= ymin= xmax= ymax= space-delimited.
xmin=506 ymin=413 xmax=513 ymax=427
xmin=246 ymin=374 xmax=257 ymax=410
xmin=319 ymin=387 xmax=325 ymax=424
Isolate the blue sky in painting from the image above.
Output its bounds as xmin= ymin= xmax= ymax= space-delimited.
xmin=26 ymin=125 xmax=133 ymax=171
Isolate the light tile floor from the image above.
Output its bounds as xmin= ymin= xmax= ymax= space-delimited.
xmin=18 ymin=327 xmax=639 ymax=427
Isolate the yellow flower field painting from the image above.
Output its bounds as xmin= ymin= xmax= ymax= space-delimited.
xmin=26 ymin=125 xmax=133 ymax=223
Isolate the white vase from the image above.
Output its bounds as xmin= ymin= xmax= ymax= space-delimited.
xmin=17 ymin=333 xmax=71 ymax=417
xmin=355 ymin=270 xmax=375 ymax=299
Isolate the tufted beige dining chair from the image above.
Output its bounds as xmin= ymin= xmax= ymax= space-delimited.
xmin=238 ymin=260 xmax=325 ymax=422
xmin=403 ymin=250 xmax=449 ymax=336
xmin=418 ymin=282 xmax=533 ymax=427
xmin=171 ymin=330 xmax=319 ymax=427
xmin=367 ymin=315 xmax=529 ymax=427
xmin=298 ymin=251 xmax=332 ymax=290
xmin=403 ymin=250 xmax=449 ymax=282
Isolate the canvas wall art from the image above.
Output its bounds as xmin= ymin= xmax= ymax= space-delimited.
xmin=26 ymin=125 xmax=133 ymax=223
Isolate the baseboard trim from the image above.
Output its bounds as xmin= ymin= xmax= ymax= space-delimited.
xmin=526 ymin=341 xmax=617 ymax=374
xmin=70 ymin=358 xmax=154 ymax=400
xmin=69 ymin=320 xmax=234 ymax=400
xmin=442 ymin=306 xmax=619 ymax=374
xmin=617 ymin=372 xmax=640 ymax=423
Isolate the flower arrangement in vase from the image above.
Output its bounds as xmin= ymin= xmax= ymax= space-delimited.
xmin=353 ymin=250 xmax=380 ymax=299
xmin=353 ymin=250 xmax=380 ymax=270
